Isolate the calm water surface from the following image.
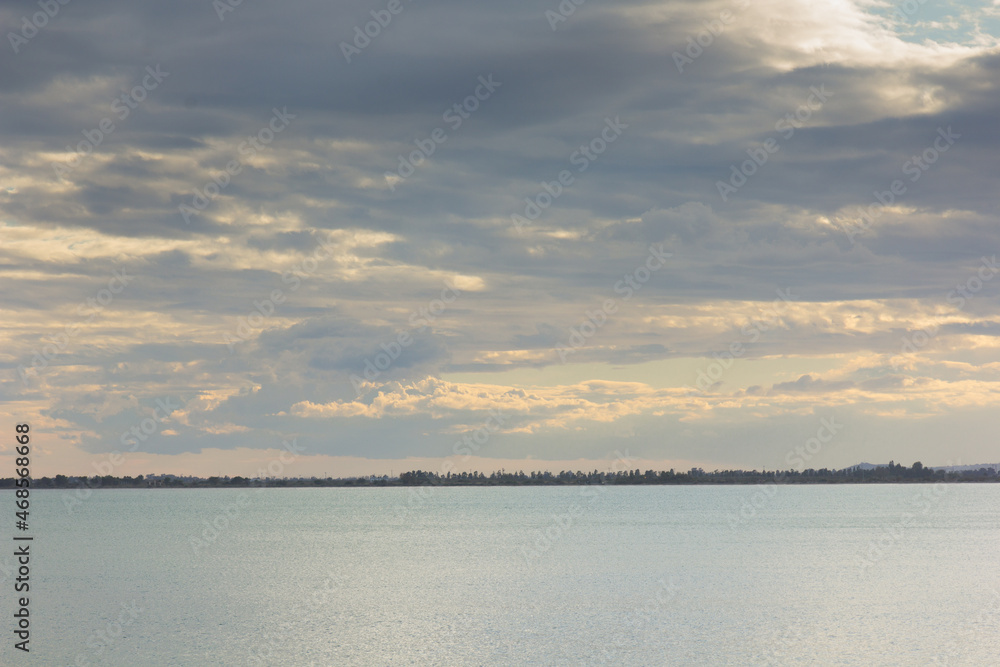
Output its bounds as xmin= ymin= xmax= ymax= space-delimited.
xmin=4 ymin=484 xmax=999 ymax=665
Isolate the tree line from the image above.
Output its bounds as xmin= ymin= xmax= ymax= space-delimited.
xmin=0 ymin=461 xmax=997 ymax=488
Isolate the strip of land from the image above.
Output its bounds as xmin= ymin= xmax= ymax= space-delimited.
xmin=3 ymin=461 xmax=998 ymax=487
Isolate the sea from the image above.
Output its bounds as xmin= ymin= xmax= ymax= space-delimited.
xmin=3 ymin=484 xmax=998 ymax=665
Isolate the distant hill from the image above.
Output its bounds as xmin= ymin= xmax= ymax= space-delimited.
xmin=844 ymin=462 xmax=880 ymax=471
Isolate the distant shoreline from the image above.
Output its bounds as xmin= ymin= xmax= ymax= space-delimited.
xmin=4 ymin=462 xmax=999 ymax=488
xmin=10 ymin=480 xmax=1000 ymax=489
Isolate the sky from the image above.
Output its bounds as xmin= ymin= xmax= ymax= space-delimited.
xmin=2 ymin=0 xmax=1000 ymax=478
